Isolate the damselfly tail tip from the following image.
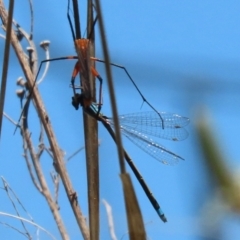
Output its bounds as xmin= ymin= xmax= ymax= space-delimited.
xmin=157 ymin=209 xmax=167 ymax=223
xmin=161 ymin=215 xmax=167 ymax=223
xmin=160 ymin=214 xmax=167 ymax=223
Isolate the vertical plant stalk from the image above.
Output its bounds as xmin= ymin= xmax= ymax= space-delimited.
xmin=94 ymin=0 xmax=146 ymax=238
xmin=71 ymin=0 xmax=99 ymax=238
xmin=0 ymin=0 xmax=14 ymax=138
xmin=83 ymin=1 xmax=99 ymax=239
xmin=196 ymin=113 xmax=240 ymax=211
xmin=0 ymin=1 xmax=89 ymax=239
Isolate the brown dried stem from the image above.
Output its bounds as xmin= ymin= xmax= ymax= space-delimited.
xmin=0 ymin=1 xmax=89 ymax=239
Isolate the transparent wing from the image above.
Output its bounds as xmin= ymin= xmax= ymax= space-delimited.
xmin=121 ymin=127 xmax=184 ymax=165
xmin=118 ymin=112 xmax=190 ymax=128
xmin=108 ymin=112 xmax=190 ymax=141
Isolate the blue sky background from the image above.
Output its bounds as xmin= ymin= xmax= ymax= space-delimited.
xmin=1 ymin=0 xmax=240 ymax=239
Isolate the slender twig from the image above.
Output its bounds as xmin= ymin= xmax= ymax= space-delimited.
xmin=50 ymin=171 xmax=60 ymax=205
xmin=0 ymin=212 xmax=56 ymax=240
xmin=12 ymin=19 xmax=38 ymax=76
xmin=1 ymin=178 xmax=34 ymax=220
xmin=102 ymin=199 xmax=117 ymax=240
xmin=1 ymin=178 xmax=32 ymax=238
xmin=37 ymin=41 xmax=51 ymax=84
xmin=0 ymin=2 xmax=90 ymax=238
xmin=67 ymin=146 xmax=85 ymax=161
xmin=2 ymin=112 xmax=18 ymax=126
xmin=27 ymin=0 xmax=34 ymax=39
xmin=21 ymin=115 xmax=69 ymax=239
xmin=0 ymin=221 xmax=30 ymax=239
xmin=23 ymin=143 xmax=43 ymax=192
xmin=0 ymin=0 xmax=14 ymax=139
